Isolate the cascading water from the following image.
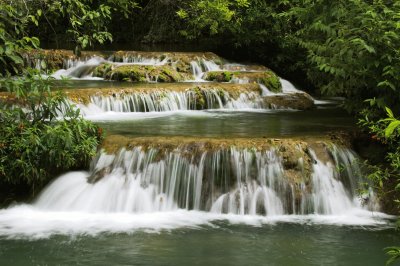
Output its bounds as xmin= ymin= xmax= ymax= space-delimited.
xmin=49 ymin=54 xmax=169 ymax=80
xmin=64 ymin=89 xmax=272 ymax=117
xmin=189 ymin=59 xmax=222 ymax=81
xmin=32 ymin=145 xmax=377 ymax=216
xmin=190 ymin=61 xmax=204 ymax=81
xmin=280 ymin=78 xmax=302 ymax=94
xmin=51 ymin=57 xmax=106 ymax=79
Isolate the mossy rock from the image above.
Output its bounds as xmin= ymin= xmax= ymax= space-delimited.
xmin=204 ymin=71 xmax=237 ymax=82
xmin=188 ymin=87 xmax=207 ymax=109
xmin=92 ymin=63 xmax=113 ymax=78
xmin=24 ymin=49 xmax=75 ymax=72
xmin=258 ymin=70 xmax=282 ymax=93
xmin=104 ymin=65 xmax=184 ymax=82
xmin=204 ymin=70 xmax=282 ymax=93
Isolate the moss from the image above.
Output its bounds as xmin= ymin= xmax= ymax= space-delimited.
xmin=93 ymin=63 xmax=113 ymax=78
xmin=189 ymin=86 xmax=207 ymax=109
xmin=203 ymin=70 xmax=282 ymax=92
xmin=174 ymin=60 xmax=192 ymax=73
xmin=204 ymin=71 xmax=236 ymax=82
xmin=105 ymin=65 xmax=184 ymax=82
xmin=24 ymin=49 xmax=74 ymax=72
xmin=259 ymin=70 xmax=282 ymax=93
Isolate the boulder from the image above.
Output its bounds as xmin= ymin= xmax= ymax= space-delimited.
xmin=263 ymin=92 xmax=315 ymax=110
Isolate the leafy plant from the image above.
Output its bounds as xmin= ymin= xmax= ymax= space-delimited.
xmin=0 ymin=2 xmax=40 ymax=74
xmin=0 ymin=74 xmax=103 ymax=192
xmin=385 ymin=247 xmax=400 ymax=266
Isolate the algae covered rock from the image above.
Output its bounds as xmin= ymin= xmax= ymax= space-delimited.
xmin=95 ymin=64 xmax=185 ymax=82
xmin=24 ymin=49 xmax=75 ymax=72
xmin=203 ymin=71 xmax=236 ymax=82
xmin=92 ymin=63 xmax=113 ymax=78
xmin=204 ymin=70 xmax=282 ymax=93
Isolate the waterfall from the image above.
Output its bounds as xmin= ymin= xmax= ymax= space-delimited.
xmin=51 ymin=57 xmax=105 ymax=79
xmin=189 ymin=59 xmax=222 ymax=81
xmin=259 ymin=83 xmax=273 ymax=96
xmin=66 ymin=89 xmax=272 ymax=116
xmin=280 ymin=78 xmax=302 ymax=94
xmin=118 ymin=55 xmax=168 ymax=66
xmin=190 ymin=61 xmax=204 ymax=81
xmin=33 ymin=145 xmax=376 ymax=216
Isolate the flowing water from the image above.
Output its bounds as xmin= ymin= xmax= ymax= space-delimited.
xmin=1 ymin=51 xmax=398 ymax=265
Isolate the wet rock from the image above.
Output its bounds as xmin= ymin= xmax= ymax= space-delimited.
xmin=204 ymin=70 xmax=282 ymax=93
xmin=24 ymin=49 xmax=75 ymax=72
xmin=222 ymin=64 xmax=268 ymax=71
xmin=263 ymin=92 xmax=315 ymax=110
xmin=99 ymin=65 xmax=185 ymax=82
xmin=88 ymin=167 xmax=111 ymax=183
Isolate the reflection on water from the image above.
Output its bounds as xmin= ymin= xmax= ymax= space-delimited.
xmin=94 ymin=107 xmax=355 ymax=138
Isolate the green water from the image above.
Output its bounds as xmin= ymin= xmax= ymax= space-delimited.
xmin=97 ymin=107 xmax=355 ymax=138
xmin=0 ymin=223 xmax=396 ymax=266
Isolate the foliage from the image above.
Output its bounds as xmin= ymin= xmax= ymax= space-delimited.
xmin=291 ymin=0 xmax=400 ymax=112
xmin=0 ymin=2 xmax=40 ymax=74
xmin=177 ymin=0 xmax=249 ymax=38
xmin=359 ymin=106 xmax=400 ymax=265
xmin=2 ymin=0 xmax=140 ymax=56
xmin=45 ymin=0 xmax=113 ymax=55
xmin=385 ymin=246 xmax=400 ymax=266
xmin=0 ymin=74 xmax=103 ymax=190
xmin=359 ymin=106 xmax=400 ymax=204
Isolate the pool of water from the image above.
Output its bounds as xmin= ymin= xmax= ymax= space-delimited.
xmin=92 ymin=107 xmax=355 ymax=138
xmin=0 ymin=222 xmax=396 ymax=266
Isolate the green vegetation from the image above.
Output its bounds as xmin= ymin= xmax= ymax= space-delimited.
xmin=95 ymin=64 xmax=185 ymax=82
xmin=0 ymin=75 xmax=103 ymax=196
xmin=0 ymin=1 xmax=105 ymax=199
xmin=204 ymin=70 xmax=282 ymax=92
xmin=259 ymin=70 xmax=281 ymax=93
xmin=204 ymin=71 xmax=235 ymax=82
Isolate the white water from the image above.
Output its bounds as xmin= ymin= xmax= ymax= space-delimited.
xmin=280 ymin=78 xmax=302 ymax=93
xmin=62 ymin=89 xmax=272 ymax=116
xmin=189 ymin=59 xmax=222 ymax=82
xmin=49 ymin=55 xmax=169 ymax=80
xmin=51 ymin=57 xmax=106 ymax=80
xmin=0 ymin=145 xmax=392 ymax=238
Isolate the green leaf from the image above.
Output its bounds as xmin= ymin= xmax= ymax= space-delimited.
xmin=386 ymin=107 xmax=394 ymax=118
xmin=385 ymin=121 xmax=400 ymax=138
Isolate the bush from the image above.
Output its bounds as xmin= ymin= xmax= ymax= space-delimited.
xmin=0 ymin=75 xmax=103 ymax=190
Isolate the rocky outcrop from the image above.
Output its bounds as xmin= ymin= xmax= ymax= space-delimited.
xmin=93 ymin=64 xmax=188 ymax=82
xmin=204 ymin=70 xmax=282 ymax=93
xmin=263 ymin=92 xmax=315 ymax=110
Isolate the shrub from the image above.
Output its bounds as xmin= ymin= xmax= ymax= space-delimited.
xmin=0 ymin=74 xmax=103 ymax=189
